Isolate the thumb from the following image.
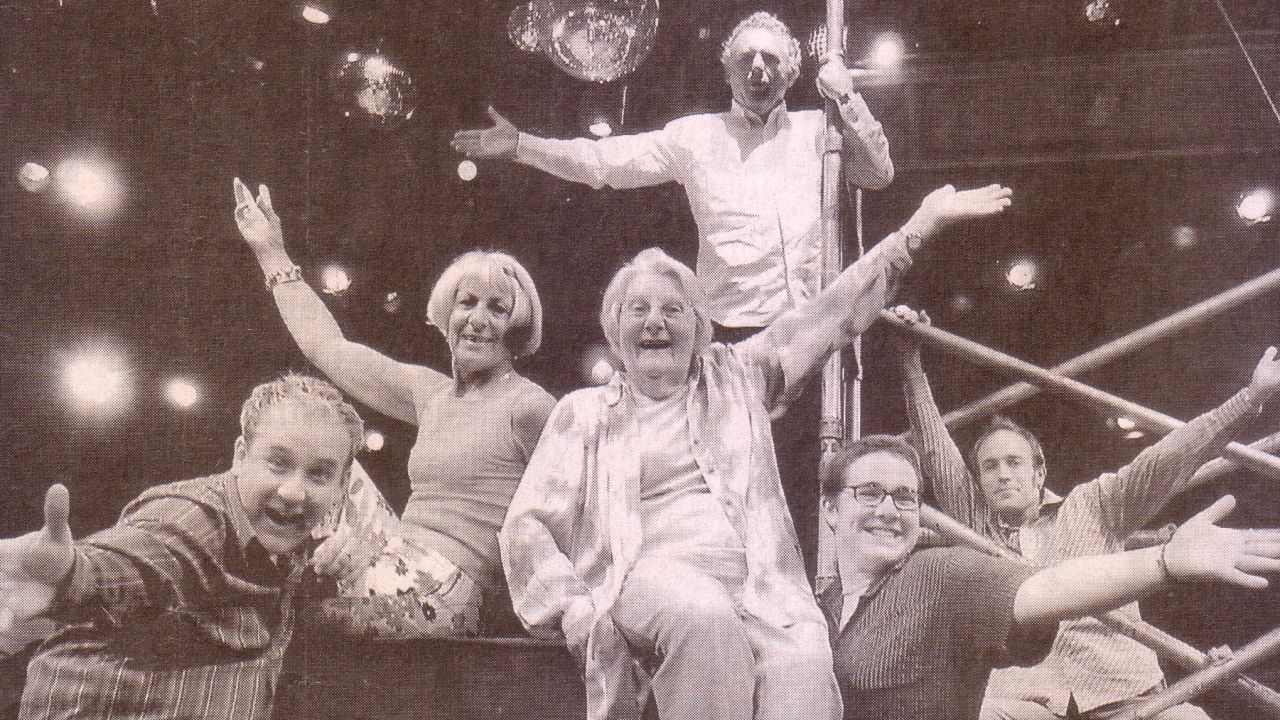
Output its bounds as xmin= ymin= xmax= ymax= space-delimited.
xmin=1192 ymin=494 xmax=1237 ymax=527
xmin=1264 ymin=346 xmax=1278 ymax=363
xmin=233 ymin=177 xmax=251 ymax=206
xmin=43 ymin=484 xmax=71 ymax=545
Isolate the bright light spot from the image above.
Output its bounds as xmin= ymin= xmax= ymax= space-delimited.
xmin=57 ymin=159 xmax=116 ymax=208
xmin=581 ymin=344 xmax=615 ymax=385
xmin=346 ymin=51 xmax=361 ymax=62
xmin=1171 ymin=225 xmax=1198 ymax=249
xmin=1113 ymin=416 xmax=1136 ymax=431
xmin=383 ymin=290 xmax=402 ymax=313
xmin=1006 ymin=260 xmax=1038 ymax=291
xmin=950 ymin=294 xmax=974 ymax=315
xmin=698 ymin=27 xmax=710 ymax=40
xmin=362 ymin=55 xmax=393 ymax=80
xmin=867 ymin=32 xmax=905 ymax=71
xmin=1123 ymin=430 xmax=1146 ymax=441
xmin=166 ymin=379 xmax=199 ymax=408
xmin=65 ymin=352 xmax=129 ymax=407
xmin=320 ymin=265 xmax=352 ymax=295
xmin=457 ymin=160 xmax=478 ymax=182
xmin=1237 ymin=189 xmax=1274 ymax=225
xmin=590 ymin=359 xmax=615 ymax=385
xmin=365 ymin=430 xmax=385 ymax=452
xmin=301 ymin=5 xmax=330 ymax=24
xmin=248 ymin=57 xmax=265 ymax=71
xmin=17 ymin=162 xmax=50 ymax=193
xmin=589 ymin=121 xmax=613 ymax=138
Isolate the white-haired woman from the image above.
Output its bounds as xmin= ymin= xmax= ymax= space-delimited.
xmin=500 ymin=184 xmax=1013 ymax=720
xmin=233 ymin=179 xmax=555 ymax=638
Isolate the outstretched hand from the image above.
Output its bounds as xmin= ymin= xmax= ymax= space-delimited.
xmin=1248 ymin=346 xmax=1280 ymax=402
xmin=232 ymin=177 xmax=284 ymax=258
xmin=1163 ymin=495 xmax=1280 ymax=589
xmin=904 ymin=184 xmax=1013 ymax=241
xmin=451 ymin=107 xmax=519 ymax=160
xmin=0 ymin=485 xmax=75 ymax=631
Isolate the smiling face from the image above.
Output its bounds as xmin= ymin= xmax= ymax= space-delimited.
xmin=446 ymin=272 xmax=517 ymax=377
xmin=617 ymin=271 xmax=698 ymax=397
xmin=974 ymin=429 xmax=1045 ymax=521
xmin=723 ymin=26 xmax=798 ymax=118
xmin=234 ymin=402 xmax=353 ymax=556
xmin=825 ymin=451 xmax=922 ymax=571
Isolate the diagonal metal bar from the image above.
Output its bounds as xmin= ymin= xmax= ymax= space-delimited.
xmin=880 ymin=309 xmax=1280 ymax=480
xmin=936 ymin=265 xmax=1280 ymax=432
xmin=920 ymin=504 xmax=1280 ymax=717
xmin=1112 ymin=625 xmax=1280 ymax=720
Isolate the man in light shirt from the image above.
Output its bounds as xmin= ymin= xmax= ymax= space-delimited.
xmin=452 ymin=11 xmax=893 ymax=332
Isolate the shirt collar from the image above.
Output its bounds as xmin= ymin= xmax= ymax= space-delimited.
xmin=604 ymin=356 xmax=706 ymax=407
xmin=989 ymin=487 xmax=1065 ymax=537
xmin=224 ymin=472 xmax=259 ymax=553
xmin=729 ymin=100 xmax=789 ymax=130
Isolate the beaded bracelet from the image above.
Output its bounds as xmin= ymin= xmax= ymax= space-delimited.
xmin=264 ymin=265 xmax=303 ymax=291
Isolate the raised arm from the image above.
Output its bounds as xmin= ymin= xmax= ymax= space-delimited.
xmin=233 ymin=179 xmax=442 ymax=424
xmin=817 ymin=60 xmax=894 ymax=190
xmin=451 ymin=107 xmax=678 ymax=191
xmin=890 ymin=306 xmax=987 ymax=532
xmin=1093 ymin=347 xmax=1280 ymax=539
xmin=498 ymin=398 xmax=594 ymax=656
xmin=1013 ymin=495 xmax=1280 ymax=626
xmin=766 ymin=184 xmax=1013 ymax=385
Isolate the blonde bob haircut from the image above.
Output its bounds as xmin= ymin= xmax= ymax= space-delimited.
xmin=600 ymin=247 xmax=714 ymax=360
xmin=425 ymin=251 xmax=543 ymax=358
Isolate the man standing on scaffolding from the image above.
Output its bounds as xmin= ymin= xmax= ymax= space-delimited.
xmin=891 ymin=305 xmax=1280 ymax=720
xmin=453 ymin=10 xmax=894 ymax=570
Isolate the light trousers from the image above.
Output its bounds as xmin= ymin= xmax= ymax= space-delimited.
xmin=611 ymin=556 xmax=840 ymax=720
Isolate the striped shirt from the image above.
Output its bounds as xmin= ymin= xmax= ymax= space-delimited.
xmin=20 ymin=473 xmax=305 ymax=720
xmin=901 ymin=355 xmax=1261 ymax=715
xmin=817 ymin=547 xmax=1045 ymax=720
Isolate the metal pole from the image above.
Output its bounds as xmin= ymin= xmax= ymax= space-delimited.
xmin=1112 ymin=625 xmax=1280 ymax=720
xmin=919 ymin=504 xmax=1280 ymax=716
xmin=816 ymin=0 xmax=847 ymax=582
xmin=880 ymin=310 xmax=1280 ymax=481
xmin=939 ymin=265 xmax=1280 ymax=431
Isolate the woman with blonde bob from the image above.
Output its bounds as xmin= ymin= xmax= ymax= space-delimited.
xmin=502 ymin=184 xmax=1016 ymax=720
xmin=233 ymin=179 xmax=555 ymax=638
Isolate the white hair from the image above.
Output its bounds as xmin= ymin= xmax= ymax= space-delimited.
xmin=599 ymin=247 xmax=713 ymax=359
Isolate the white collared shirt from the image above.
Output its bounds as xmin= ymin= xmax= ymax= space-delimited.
xmin=516 ymin=99 xmax=893 ymax=328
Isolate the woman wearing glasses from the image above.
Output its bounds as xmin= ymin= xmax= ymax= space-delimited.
xmin=499 ymin=185 xmax=1014 ymax=720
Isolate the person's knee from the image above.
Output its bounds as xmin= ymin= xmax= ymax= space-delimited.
xmin=652 ymin=595 xmax=747 ymax=652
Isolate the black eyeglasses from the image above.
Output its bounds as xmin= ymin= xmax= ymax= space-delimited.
xmin=843 ymin=483 xmax=920 ymax=510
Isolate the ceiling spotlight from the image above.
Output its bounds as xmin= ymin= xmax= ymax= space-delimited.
xmin=166 ymin=379 xmax=200 ymax=409
xmin=320 ymin=264 xmax=352 ymax=295
xmin=301 ymin=4 xmax=330 ymax=24
xmin=950 ymin=294 xmax=974 ymax=315
xmin=1005 ymin=260 xmax=1039 ymax=291
xmin=588 ymin=120 xmax=613 ymax=138
xmin=18 ymin=162 xmax=50 ymax=193
xmin=1171 ymin=225 xmax=1198 ymax=249
xmin=867 ymin=32 xmax=905 ymax=72
xmin=580 ymin=344 xmax=616 ymax=385
xmin=383 ymin=290 xmax=403 ymax=313
xmin=65 ymin=351 xmax=130 ymax=409
xmin=457 ymin=160 xmax=478 ymax=182
xmin=1112 ymin=416 xmax=1137 ymax=431
xmin=365 ymin=430 xmax=385 ymax=452
xmin=57 ymin=158 xmax=118 ymax=209
xmin=1237 ymin=189 xmax=1274 ymax=225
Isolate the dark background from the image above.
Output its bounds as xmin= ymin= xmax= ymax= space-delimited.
xmin=2 ymin=0 xmax=1280 ymax=715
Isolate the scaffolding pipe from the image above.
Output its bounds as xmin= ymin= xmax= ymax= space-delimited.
xmin=1112 ymin=625 xmax=1280 ymax=720
xmin=920 ymin=504 xmax=1280 ymax=716
xmin=937 ymin=265 xmax=1280 ymax=431
xmin=881 ymin=310 xmax=1280 ymax=481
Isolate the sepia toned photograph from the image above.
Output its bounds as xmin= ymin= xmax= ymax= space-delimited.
xmin=2 ymin=0 xmax=1279 ymax=718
